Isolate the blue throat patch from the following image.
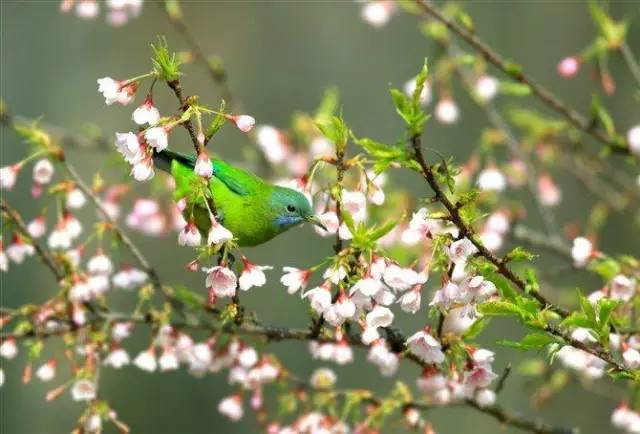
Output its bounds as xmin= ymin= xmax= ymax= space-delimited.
xmin=274 ymin=215 xmax=304 ymax=229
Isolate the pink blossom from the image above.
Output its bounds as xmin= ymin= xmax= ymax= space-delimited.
xmin=313 ymin=211 xmax=339 ymax=237
xmin=361 ymin=0 xmax=396 ymax=28
xmin=87 ymin=249 xmax=113 ymax=275
xmin=448 ymin=238 xmax=478 ymax=265
xmin=26 ymin=216 xmax=46 ymax=239
xmin=538 ymin=173 xmax=562 ymax=207
xmin=280 ymin=267 xmax=311 ymax=295
xmin=342 ymin=190 xmax=367 ymax=222
xmin=178 ymin=222 xmax=201 ymax=247
xmin=475 ymin=75 xmax=499 ymax=102
xmin=158 ymin=347 xmax=179 ymax=371
xmin=435 ymin=98 xmax=459 ymax=124
xmin=226 ymin=114 xmax=255 ymax=133
xmin=32 ymin=159 xmax=54 ymax=184
xmin=610 ymin=275 xmax=636 ymax=302
xmin=204 ymin=266 xmax=237 ymax=298
xmin=255 ymin=125 xmax=289 ymax=164
xmin=131 ymin=158 xmax=155 ymax=182
xmin=35 ymin=359 xmax=56 ymax=382
xmin=76 ymin=0 xmax=99 ymax=19
xmin=218 ymin=395 xmax=243 ymax=421
xmin=0 ymin=164 xmax=20 ymax=190
xmin=0 ymin=338 xmax=18 ymax=359
xmin=132 ymin=96 xmax=160 ymax=126
xmin=366 ymin=305 xmax=394 ymax=328
xmin=239 ymin=257 xmax=272 ymax=291
xmin=627 ymin=125 xmax=640 ymax=156
xmin=133 ymin=348 xmax=157 ymax=372
xmin=115 ymin=132 xmax=143 ymax=164
xmin=398 ymin=288 xmax=421 ymax=313
xmin=350 ymin=275 xmax=382 ymax=297
xmin=104 ymin=348 xmax=131 ymax=369
xmin=406 ymin=330 xmax=445 ymax=364
xmin=303 ymin=284 xmax=332 ymax=314
xmin=144 ymin=126 xmax=169 ymax=152
xmin=194 ymin=152 xmax=213 ymax=178
xmin=557 ymin=56 xmax=580 ymax=78
xmin=571 ymin=237 xmax=593 ymax=268
xmin=477 ymin=167 xmax=506 ymax=192
xmin=383 ymin=264 xmax=419 ymax=291
xmin=71 ymin=379 xmax=96 ymax=401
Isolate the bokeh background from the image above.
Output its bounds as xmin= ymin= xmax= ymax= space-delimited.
xmin=2 ymin=1 xmax=639 ymax=433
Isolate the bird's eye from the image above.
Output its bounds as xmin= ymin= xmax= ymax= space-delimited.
xmin=287 ymin=205 xmax=296 ymax=213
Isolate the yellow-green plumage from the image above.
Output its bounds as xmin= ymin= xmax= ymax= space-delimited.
xmin=155 ymin=150 xmax=317 ymax=247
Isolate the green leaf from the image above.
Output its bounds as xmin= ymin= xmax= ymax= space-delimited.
xmin=590 ymin=95 xmax=616 ymax=136
xmin=499 ymin=332 xmax=557 ymax=350
xmin=478 ymin=300 xmax=522 ymax=316
xmin=314 ymin=88 xmax=339 ymax=125
xmin=499 ymin=82 xmax=531 ymax=96
xmin=505 ymin=246 xmax=537 ymax=262
xmin=560 ymin=312 xmax=593 ymax=329
xmin=588 ymin=258 xmax=620 ymax=281
xmin=316 ymin=115 xmax=349 ymax=153
xmin=462 ymin=317 xmax=490 ymax=340
xmin=151 ymin=37 xmax=182 ymax=82
xmin=173 ymin=286 xmax=205 ymax=309
xmin=206 ymin=99 xmax=227 ymax=138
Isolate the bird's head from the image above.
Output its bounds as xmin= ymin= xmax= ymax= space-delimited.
xmin=270 ymin=187 xmax=327 ymax=232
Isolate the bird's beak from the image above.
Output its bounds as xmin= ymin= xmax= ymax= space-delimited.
xmin=305 ymin=215 xmax=328 ymax=232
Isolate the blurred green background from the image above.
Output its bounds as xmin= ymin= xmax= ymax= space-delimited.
xmin=1 ymin=1 xmax=639 ymax=433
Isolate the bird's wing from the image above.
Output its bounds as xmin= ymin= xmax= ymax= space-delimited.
xmin=212 ymin=160 xmax=262 ymax=196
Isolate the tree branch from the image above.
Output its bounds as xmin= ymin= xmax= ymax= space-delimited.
xmin=414 ymin=0 xmax=633 ymax=156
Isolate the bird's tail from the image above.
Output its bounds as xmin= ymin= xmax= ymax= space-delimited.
xmin=153 ymin=149 xmax=196 ymax=173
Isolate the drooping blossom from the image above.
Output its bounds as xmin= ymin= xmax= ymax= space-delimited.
xmin=144 ymin=126 xmax=170 ymax=152
xmin=477 ymin=166 xmax=506 ymax=192
xmin=448 ymin=238 xmax=478 ymax=264
xmin=132 ymin=96 xmax=160 ymax=126
xmin=226 ymin=114 xmax=255 ymax=133
xmin=557 ymin=56 xmax=580 ymax=78
xmin=255 ymin=125 xmax=289 ymax=164
xmin=366 ymin=305 xmax=394 ymax=328
xmin=204 ymin=266 xmax=237 ymax=298
xmin=32 ymin=159 xmax=54 ymax=185
xmin=475 ymin=75 xmax=499 ymax=101
xmin=280 ymin=267 xmax=311 ymax=295
xmin=239 ymin=257 xmax=272 ymax=291
xmin=178 ymin=222 xmax=201 ymax=247
xmin=218 ymin=395 xmax=243 ymax=421
xmin=133 ymin=348 xmax=157 ymax=372
xmin=406 ymin=330 xmax=445 ymax=364
xmin=0 ymin=164 xmax=21 ymax=190
xmin=571 ymin=237 xmax=593 ymax=268
xmin=361 ymin=0 xmax=396 ymax=28
xmin=435 ymin=98 xmax=459 ymax=124
xmin=71 ymin=379 xmax=96 ymax=401
xmin=194 ymin=152 xmax=213 ymax=178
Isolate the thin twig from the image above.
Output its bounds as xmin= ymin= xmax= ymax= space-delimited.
xmin=414 ymin=0 xmax=632 ymax=156
xmin=620 ymin=41 xmax=640 ymax=89
xmin=0 ymin=199 xmax=65 ymax=281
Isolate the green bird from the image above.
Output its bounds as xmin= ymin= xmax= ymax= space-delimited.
xmin=154 ymin=149 xmax=325 ymax=247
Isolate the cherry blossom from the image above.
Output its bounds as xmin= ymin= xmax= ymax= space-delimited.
xmin=204 ymin=266 xmax=237 ymax=298
xmin=406 ymin=330 xmax=445 ymax=364
xmin=132 ymin=96 xmax=160 ymax=126
xmin=280 ymin=267 xmax=311 ymax=295
xmin=239 ymin=257 xmax=272 ymax=291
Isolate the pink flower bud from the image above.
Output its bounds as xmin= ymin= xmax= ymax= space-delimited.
xmin=557 ymin=56 xmax=580 ymax=78
xmin=194 ymin=152 xmax=213 ymax=178
xmin=227 ymin=114 xmax=256 ymax=133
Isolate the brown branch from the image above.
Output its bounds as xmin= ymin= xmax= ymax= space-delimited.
xmin=414 ymin=0 xmax=632 ymax=157
xmin=409 ymin=134 xmax=633 ymax=375
xmin=0 ymin=198 xmax=65 ymax=281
